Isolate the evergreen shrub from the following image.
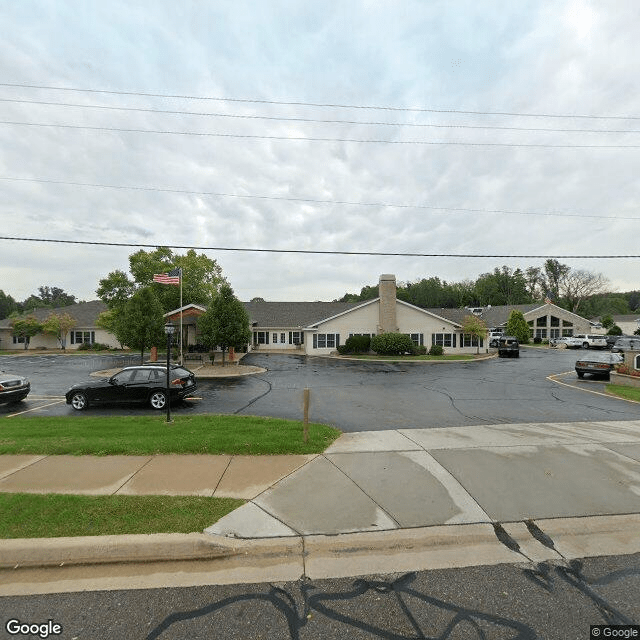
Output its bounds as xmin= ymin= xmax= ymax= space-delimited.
xmin=343 ymin=334 xmax=371 ymax=354
xmin=371 ymin=333 xmax=415 ymax=356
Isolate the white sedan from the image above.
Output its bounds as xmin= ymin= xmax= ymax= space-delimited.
xmin=550 ymin=336 xmax=582 ymax=349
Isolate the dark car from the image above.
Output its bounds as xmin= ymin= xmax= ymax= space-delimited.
xmin=575 ymin=352 xmax=623 ymax=380
xmin=0 ymin=371 xmax=30 ymax=404
xmin=498 ymin=336 xmax=519 ymax=358
xmin=65 ymin=365 xmax=197 ymax=411
xmin=604 ymin=335 xmax=620 ymax=349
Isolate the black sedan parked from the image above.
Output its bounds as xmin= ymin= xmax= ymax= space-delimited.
xmin=575 ymin=352 xmax=623 ymax=380
xmin=0 ymin=370 xmax=30 ymax=404
xmin=65 ymin=365 xmax=197 ymax=411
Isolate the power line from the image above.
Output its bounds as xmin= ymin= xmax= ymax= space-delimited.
xmin=1 ymin=235 xmax=638 ymax=258
xmin=1 ymin=82 xmax=638 ymax=120
xmin=1 ymin=97 xmax=638 ymax=134
xmin=1 ymin=176 xmax=637 ymax=221
xmin=2 ymin=120 xmax=639 ymax=148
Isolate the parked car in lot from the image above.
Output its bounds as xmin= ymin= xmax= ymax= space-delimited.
xmin=604 ymin=335 xmax=621 ymax=349
xmin=611 ymin=336 xmax=640 ymax=356
xmin=488 ymin=332 xmax=503 ymax=347
xmin=550 ymin=336 xmax=582 ymax=349
xmin=574 ymin=334 xmax=607 ymax=349
xmin=575 ymin=352 xmax=623 ymax=380
xmin=498 ymin=336 xmax=519 ymax=358
xmin=65 ymin=365 xmax=197 ymax=411
xmin=0 ymin=371 xmax=30 ymax=404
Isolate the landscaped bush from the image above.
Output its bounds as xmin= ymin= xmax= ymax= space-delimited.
xmin=371 ymin=332 xmax=416 ymax=356
xmin=533 ymin=336 xmax=542 ymax=344
xmin=343 ymin=334 xmax=371 ymax=354
xmin=428 ymin=344 xmax=444 ymax=356
xmin=78 ymin=342 xmax=112 ymax=351
xmin=414 ymin=345 xmax=427 ymax=355
xmin=616 ymin=363 xmax=631 ymax=375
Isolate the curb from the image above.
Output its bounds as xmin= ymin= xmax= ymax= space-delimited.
xmin=2 ymin=515 xmax=640 ymax=597
xmin=0 ymin=532 xmax=238 ymax=568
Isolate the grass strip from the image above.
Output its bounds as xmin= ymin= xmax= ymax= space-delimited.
xmin=344 ymin=354 xmax=475 ymax=361
xmin=605 ymin=384 xmax=640 ymax=402
xmin=0 ymin=493 xmax=244 ymax=538
xmin=0 ymin=414 xmax=341 ymax=456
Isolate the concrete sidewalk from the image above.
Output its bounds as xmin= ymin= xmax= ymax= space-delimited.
xmin=2 ymin=419 xmax=640 ymax=595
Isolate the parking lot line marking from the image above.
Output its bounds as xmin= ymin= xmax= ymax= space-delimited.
xmin=6 ymin=400 xmax=66 ymax=418
xmin=547 ymin=372 xmax=640 ymax=404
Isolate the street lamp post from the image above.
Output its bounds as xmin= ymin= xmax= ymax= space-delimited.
xmin=164 ymin=323 xmax=175 ymax=423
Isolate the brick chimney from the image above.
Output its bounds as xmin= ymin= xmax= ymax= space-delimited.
xmin=378 ymin=274 xmax=398 ymax=334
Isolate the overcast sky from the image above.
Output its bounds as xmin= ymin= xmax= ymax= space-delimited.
xmin=1 ymin=0 xmax=639 ymax=304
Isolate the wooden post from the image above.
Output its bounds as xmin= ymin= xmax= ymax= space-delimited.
xmin=303 ymin=388 xmax=310 ymax=443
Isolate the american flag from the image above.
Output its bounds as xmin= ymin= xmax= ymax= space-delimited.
xmin=153 ymin=267 xmax=181 ymax=285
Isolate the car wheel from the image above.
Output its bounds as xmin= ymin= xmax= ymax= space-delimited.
xmin=149 ymin=390 xmax=167 ymax=410
xmin=577 ymin=372 xmax=584 ymax=378
xmin=70 ymin=392 xmax=88 ymax=411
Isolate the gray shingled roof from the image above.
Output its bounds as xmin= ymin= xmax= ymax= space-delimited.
xmin=243 ymin=301 xmax=362 ymax=328
xmin=0 ymin=300 xmax=107 ymax=329
xmin=426 ymin=304 xmax=542 ymax=327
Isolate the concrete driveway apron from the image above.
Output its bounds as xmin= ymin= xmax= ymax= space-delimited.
xmin=207 ymin=420 xmax=640 ymax=538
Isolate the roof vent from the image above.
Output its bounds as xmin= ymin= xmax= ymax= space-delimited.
xmin=467 ymin=307 xmax=484 ymax=315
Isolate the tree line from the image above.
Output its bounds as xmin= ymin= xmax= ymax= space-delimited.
xmin=338 ymin=260 xmax=639 ymax=319
xmin=3 ymin=248 xmax=251 ymax=359
xmin=0 ymin=286 xmax=77 ymax=321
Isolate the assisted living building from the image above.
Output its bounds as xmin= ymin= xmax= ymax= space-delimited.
xmin=0 ymin=275 xmax=596 ymax=354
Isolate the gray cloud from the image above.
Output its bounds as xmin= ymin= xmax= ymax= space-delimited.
xmin=0 ymin=1 xmax=638 ymax=304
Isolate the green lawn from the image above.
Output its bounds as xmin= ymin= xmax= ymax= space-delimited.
xmin=0 ymin=414 xmax=340 ymax=456
xmin=605 ymin=384 xmax=640 ymax=403
xmin=0 ymin=493 xmax=243 ymax=538
xmin=344 ymin=354 xmax=476 ymax=361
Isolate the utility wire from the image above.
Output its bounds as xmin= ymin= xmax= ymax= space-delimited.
xmin=1 ymin=120 xmax=639 ymax=148
xmin=0 ymin=235 xmax=637 ymax=258
xmin=1 ymin=176 xmax=637 ymax=221
xmin=1 ymin=97 xmax=637 ymax=134
xmin=1 ymin=82 xmax=638 ymax=120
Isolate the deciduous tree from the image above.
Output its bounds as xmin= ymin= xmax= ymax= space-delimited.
xmin=10 ymin=315 xmax=42 ymax=350
xmin=97 ymin=248 xmax=226 ymax=313
xmin=37 ymin=286 xmax=76 ymax=307
xmin=461 ymin=315 xmax=488 ymax=354
xmin=0 ymin=291 xmax=17 ymax=320
xmin=113 ymin=288 xmax=166 ymax=364
xmin=41 ymin=312 xmax=76 ymax=349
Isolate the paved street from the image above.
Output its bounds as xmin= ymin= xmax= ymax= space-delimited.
xmin=2 ymin=348 xmax=640 ymax=430
xmin=3 ymin=554 xmax=639 ymax=639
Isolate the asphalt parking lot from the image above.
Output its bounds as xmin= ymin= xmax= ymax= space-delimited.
xmin=2 ymin=348 xmax=640 ymax=431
